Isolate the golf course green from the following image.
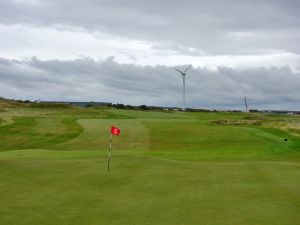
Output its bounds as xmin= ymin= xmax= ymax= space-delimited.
xmin=1 ymin=101 xmax=300 ymax=225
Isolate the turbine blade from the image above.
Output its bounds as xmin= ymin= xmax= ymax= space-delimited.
xmin=174 ymin=68 xmax=184 ymax=74
xmin=184 ymin=64 xmax=192 ymax=73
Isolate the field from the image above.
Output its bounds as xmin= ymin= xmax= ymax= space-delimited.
xmin=1 ymin=101 xmax=300 ymax=225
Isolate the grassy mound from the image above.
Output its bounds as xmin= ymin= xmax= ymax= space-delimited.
xmin=211 ymin=119 xmax=263 ymax=126
xmin=30 ymin=102 xmax=73 ymax=108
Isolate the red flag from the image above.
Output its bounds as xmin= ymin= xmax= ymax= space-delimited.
xmin=111 ymin=126 xmax=120 ymax=136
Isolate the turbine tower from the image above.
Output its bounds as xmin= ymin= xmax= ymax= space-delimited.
xmin=174 ymin=65 xmax=191 ymax=111
xmin=244 ymin=97 xmax=249 ymax=112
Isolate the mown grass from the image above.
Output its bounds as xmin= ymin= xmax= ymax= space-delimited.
xmin=0 ymin=104 xmax=300 ymax=225
xmin=0 ymin=117 xmax=83 ymax=150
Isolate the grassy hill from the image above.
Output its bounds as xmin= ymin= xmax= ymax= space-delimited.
xmin=0 ymin=101 xmax=300 ymax=225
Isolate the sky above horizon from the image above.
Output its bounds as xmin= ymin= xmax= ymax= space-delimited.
xmin=1 ymin=0 xmax=300 ymax=110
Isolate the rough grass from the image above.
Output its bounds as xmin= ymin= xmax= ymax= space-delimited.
xmin=0 ymin=106 xmax=300 ymax=225
xmin=29 ymin=102 xmax=73 ymax=108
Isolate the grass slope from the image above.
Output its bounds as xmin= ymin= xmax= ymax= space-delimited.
xmin=0 ymin=104 xmax=300 ymax=225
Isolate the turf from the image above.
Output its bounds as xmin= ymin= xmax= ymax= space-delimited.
xmin=1 ymin=104 xmax=300 ymax=225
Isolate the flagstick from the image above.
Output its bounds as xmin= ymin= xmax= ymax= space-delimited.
xmin=108 ymin=133 xmax=112 ymax=172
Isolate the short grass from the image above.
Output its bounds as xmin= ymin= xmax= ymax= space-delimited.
xmin=1 ymin=104 xmax=300 ymax=225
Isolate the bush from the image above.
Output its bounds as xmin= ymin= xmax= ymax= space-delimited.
xmin=139 ymin=105 xmax=148 ymax=110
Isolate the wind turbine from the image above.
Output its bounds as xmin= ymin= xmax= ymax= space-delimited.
xmin=174 ymin=65 xmax=191 ymax=111
xmin=244 ymin=97 xmax=249 ymax=112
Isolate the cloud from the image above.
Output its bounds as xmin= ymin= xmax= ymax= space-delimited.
xmin=1 ymin=57 xmax=300 ymax=110
xmin=0 ymin=0 xmax=300 ymax=55
xmin=1 ymin=24 xmax=299 ymax=70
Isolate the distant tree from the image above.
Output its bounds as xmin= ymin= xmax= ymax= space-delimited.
xmin=116 ymin=103 xmax=125 ymax=109
xmin=126 ymin=104 xmax=134 ymax=109
xmin=139 ymin=105 xmax=148 ymax=110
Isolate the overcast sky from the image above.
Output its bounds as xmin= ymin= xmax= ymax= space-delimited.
xmin=1 ymin=0 xmax=300 ymax=109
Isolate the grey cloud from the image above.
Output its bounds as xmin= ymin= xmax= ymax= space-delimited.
xmin=0 ymin=0 xmax=300 ymax=55
xmin=1 ymin=57 xmax=300 ymax=110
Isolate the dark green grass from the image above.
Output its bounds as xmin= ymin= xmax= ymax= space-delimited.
xmin=1 ymin=106 xmax=300 ymax=225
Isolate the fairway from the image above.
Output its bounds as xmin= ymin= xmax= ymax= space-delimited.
xmin=1 ymin=104 xmax=300 ymax=225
